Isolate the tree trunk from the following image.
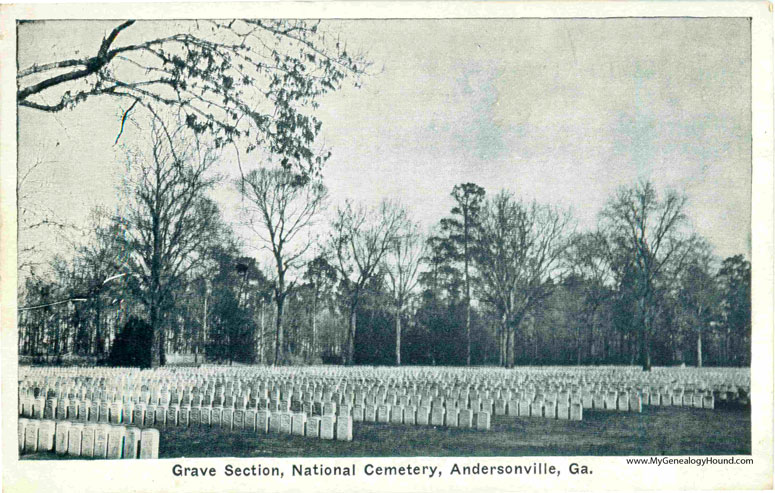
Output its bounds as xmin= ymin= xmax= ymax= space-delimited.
xmin=150 ymin=303 xmax=163 ymax=368
xmin=273 ymin=296 xmax=285 ymax=366
xmin=395 ymin=307 xmax=402 ymax=366
xmin=697 ymin=329 xmax=703 ymax=368
xmin=311 ymin=295 xmax=318 ymax=363
xmin=346 ymin=308 xmax=357 ymax=365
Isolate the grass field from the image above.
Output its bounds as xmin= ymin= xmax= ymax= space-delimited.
xmin=23 ymin=405 xmax=750 ymax=460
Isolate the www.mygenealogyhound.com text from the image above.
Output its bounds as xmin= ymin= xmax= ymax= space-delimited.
xmin=626 ymin=457 xmax=754 ymax=466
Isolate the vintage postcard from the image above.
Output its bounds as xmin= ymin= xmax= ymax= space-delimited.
xmin=0 ymin=2 xmax=772 ymax=492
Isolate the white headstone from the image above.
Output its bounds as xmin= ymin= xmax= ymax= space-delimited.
xmin=139 ymin=428 xmax=159 ymax=459
xmin=107 ymin=425 xmax=126 ymax=459
xmin=38 ymin=420 xmax=56 ymax=452
xmin=81 ymin=424 xmax=97 ymax=458
xmin=305 ymin=416 xmax=321 ymax=438
xmin=320 ymin=415 xmax=336 ymax=440
xmin=24 ymin=420 xmax=39 ymax=453
xmin=67 ymin=423 xmax=84 ymax=456
xmin=291 ymin=413 xmax=306 ymax=436
xmin=335 ymin=415 xmax=353 ymax=441
xmin=55 ymin=421 xmax=71 ymax=455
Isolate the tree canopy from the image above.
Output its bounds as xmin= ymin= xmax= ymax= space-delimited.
xmin=18 ymin=19 xmax=369 ymax=177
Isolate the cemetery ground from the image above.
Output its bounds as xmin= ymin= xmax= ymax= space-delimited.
xmin=24 ymin=404 xmax=750 ymax=459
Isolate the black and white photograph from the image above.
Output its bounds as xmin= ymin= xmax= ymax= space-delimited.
xmin=1 ymin=2 xmax=773 ymax=492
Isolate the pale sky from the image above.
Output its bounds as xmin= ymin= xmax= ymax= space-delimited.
xmin=17 ymin=18 xmax=752 ymax=277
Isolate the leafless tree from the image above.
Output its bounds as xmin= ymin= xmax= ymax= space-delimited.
xmin=329 ymin=199 xmax=406 ymax=365
xmin=476 ymin=191 xmax=573 ymax=367
xmin=381 ymin=212 xmax=426 ymax=365
xmin=237 ymin=167 xmax=328 ymax=365
xmin=121 ymin=118 xmax=222 ymax=367
xmin=17 ymin=19 xmax=368 ymax=176
xmin=600 ymin=180 xmax=697 ymax=370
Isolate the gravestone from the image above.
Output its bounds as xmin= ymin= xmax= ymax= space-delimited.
xmin=430 ymin=407 xmax=444 ymax=426
xmin=693 ymin=394 xmax=704 ymax=408
xmin=617 ymin=393 xmax=629 ymax=411
xmin=605 ymin=392 xmax=617 ymax=410
xmin=269 ymin=412 xmax=283 ymax=433
xmin=67 ymin=423 xmax=84 ymax=456
xmin=364 ymin=404 xmax=377 ymax=422
xmin=34 ymin=397 xmax=45 ymax=419
xmin=570 ymin=402 xmax=583 ymax=421
xmin=34 ymin=419 xmax=54 ymax=452
xmin=323 ymin=402 xmax=337 ymax=416
xmin=44 ymin=398 xmax=57 ymax=419
xmin=416 ymin=405 xmax=430 ymax=426
xmin=93 ymin=424 xmax=110 ymax=458
xmin=494 ymin=399 xmax=507 ymax=416
xmin=132 ymin=404 xmax=145 ymax=427
xmin=377 ymin=404 xmax=391 ymax=423
xmin=167 ymin=405 xmax=180 ymax=427
xmin=507 ymin=399 xmax=519 ymax=417
xmin=99 ymin=401 xmax=111 ymax=423
xmin=123 ymin=427 xmax=142 ymax=459
xmin=178 ymin=407 xmax=190 ymax=427
xmin=703 ymin=395 xmax=714 ymax=409
xmin=557 ymin=401 xmax=570 ymax=420
xmin=81 ymin=424 xmax=97 ymax=457
xmin=18 ymin=418 xmax=27 ymax=453
xmin=291 ymin=413 xmax=306 ymax=436
xmin=107 ymin=425 xmax=126 ymax=459
xmin=279 ymin=412 xmax=292 ymax=434
xmin=390 ymin=405 xmax=404 ymax=424
xmin=352 ymin=405 xmax=364 ymax=422
xmin=593 ymin=393 xmax=605 ymax=410
xmin=154 ymin=406 xmax=166 ymax=427
xmin=89 ymin=400 xmax=100 ymax=422
xmin=530 ymin=400 xmax=543 ymax=418
xmin=232 ymin=409 xmax=245 ymax=429
xmin=474 ymin=411 xmax=491 ymax=431
xmin=56 ymin=400 xmax=67 ymax=420
xmin=518 ymin=399 xmax=531 ymax=417
xmin=336 ymin=415 xmax=353 ymax=441
xmin=221 ymin=408 xmax=234 ymax=430
xmin=55 ymin=421 xmax=71 ymax=455
xmin=629 ymin=394 xmax=643 ymax=412
xmin=139 ymin=428 xmax=159 ymax=459
xmin=200 ymin=406 xmax=212 ymax=427
xmin=108 ymin=402 xmax=122 ymax=424
xmin=458 ymin=408 xmax=473 ymax=428
xmin=256 ymin=410 xmax=270 ymax=433
xmin=320 ymin=415 xmax=336 ymax=440
xmin=581 ymin=393 xmax=593 ymax=409
xmin=404 ymin=406 xmax=417 ymax=425
xmin=67 ymin=401 xmax=78 ymax=421
xmin=544 ymin=401 xmax=557 ymax=419
xmin=210 ymin=407 xmax=222 ymax=427
xmin=305 ymin=416 xmax=321 ymax=438
xmin=445 ymin=407 xmax=459 ymax=427
xmin=244 ymin=409 xmax=257 ymax=431
xmin=24 ymin=420 xmax=39 ymax=453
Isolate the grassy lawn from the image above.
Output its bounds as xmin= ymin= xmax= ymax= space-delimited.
xmin=23 ymin=405 xmax=750 ymax=459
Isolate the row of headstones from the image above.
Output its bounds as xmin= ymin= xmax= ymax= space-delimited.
xmin=23 ymin=368 xmax=752 ymax=399
xmin=18 ymin=367 xmax=743 ymax=417
xmin=20 ymin=374 xmax=747 ymax=408
xmin=21 ymin=388 xmax=582 ymax=424
xmin=18 ymin=418 xmax=159 ymax=459
xmin=17 ymin=382 xmax=729 ymax=417
xmin=19 ymin=366 xmax=749 ymax=396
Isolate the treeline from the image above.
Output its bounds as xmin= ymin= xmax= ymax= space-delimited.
xmin=18 ymin=123 xmax=751 ymax=369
